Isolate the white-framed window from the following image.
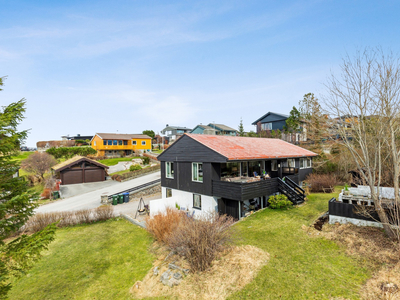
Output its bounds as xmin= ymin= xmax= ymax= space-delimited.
xmin=193 ymin=194 xmax=201 ymax=209
xmin=166 ymin=162 xmax=174 ymax=179
xmin=300 ymin=158 xmax=312 ymax=169
xmin=94 ymin=141 xmax=96 ymax=146
xmin=166 ymin=188 xmax=172 ymax=198
xmin=271 ymin=160 xmax=277 ymax=171
xmin=287 ymin=159 xmax=295 ymax=168
xmin=192 ymin=162 xmax=203 ymax=182
xmin=307 ymin=157 xmax=312 ymax=168
xmin=132 ymin=140 xmax=137 ymax=145
xmin=142 ymin=141 xmax=146 ymax=145
xmin=261 ymin=122 xmax=272 ymax=130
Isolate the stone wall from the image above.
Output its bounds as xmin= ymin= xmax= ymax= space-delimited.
xmin=129 ymin=184 xmax=161 ymax=200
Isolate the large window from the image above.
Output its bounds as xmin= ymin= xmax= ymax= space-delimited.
xmin=307 ymin=158 xmax=312 ymax=168
xmin=107 ymin=140 xmax=112 ymax=145
xmin=103 ymin=140 xmax=107 ymax=145
xmin=271 ymin=160 xmax=277 ymax=171
xmin=287 ymin=159 xmax=295 ymax=168
xmin=261 ymin=122 xmax=272 ymax=130
xmin=123 ymin=140 xmax=128 ymax=145
xmin=118 ymin=140 xmax=122 ymax=145
xmin=249 ymin=161 xmax=262 ymax=177
xmin=166 ymin=188 xmax=172 ymax=198
xmin=221 ymin=162 xmax=240 ymax=179
xmin=241 ymin=162 xmax=248 ymax=176
xmin=166 ymin=162 xmax=174 ymax=179
xmin=193 ymin=194 xmax=201 ymax=209
xmin=192 ymin=163 xmax=203 ymax=182
xmin=113 ymin=140 xmax=118 ymax=145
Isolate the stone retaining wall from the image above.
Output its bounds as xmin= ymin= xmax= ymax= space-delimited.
xmin=129 ymin=184 xmax=161 ymax=200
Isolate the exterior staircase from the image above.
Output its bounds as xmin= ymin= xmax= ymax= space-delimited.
xmin=277 ymin=176 xmax=306 ymax=205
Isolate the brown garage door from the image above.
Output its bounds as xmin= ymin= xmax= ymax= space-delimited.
xmin=84 ymin=169 xmax=104 ymax=183
xmin=62 ymin=169 xmax=83 ymax=185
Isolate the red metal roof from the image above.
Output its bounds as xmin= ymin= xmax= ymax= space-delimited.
xmin=186 ymin=134 xmax=317 ymax=160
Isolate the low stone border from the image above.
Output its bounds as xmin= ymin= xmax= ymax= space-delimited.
xmin=121 ymin=214 xmax=146 ymax=228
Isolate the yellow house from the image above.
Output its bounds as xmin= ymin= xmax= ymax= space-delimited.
xmin=91 ymin=133 xmax=152 ymax=157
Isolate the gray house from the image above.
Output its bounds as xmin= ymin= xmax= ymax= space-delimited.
xmin=161 ymin=125 xmax=192 ymax=142
xmin=191 ymin=123 xmax=237 ymax=136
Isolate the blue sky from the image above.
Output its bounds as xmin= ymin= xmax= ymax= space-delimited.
xmin=1 ymin=0 xmax=399 ymax=146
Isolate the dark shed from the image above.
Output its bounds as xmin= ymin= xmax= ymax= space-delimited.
xmin=52 ymin=156 xmax=109 ymax=185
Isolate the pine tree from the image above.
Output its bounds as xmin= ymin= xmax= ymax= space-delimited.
xmin=0 ymin=76 xmax=56 ymax=298
xmin=238 ymin=118 xmax=245 ymax=136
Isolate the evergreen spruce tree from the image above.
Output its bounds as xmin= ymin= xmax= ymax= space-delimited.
xmin=238 ymin=118 xmax=245 ymax=136
xmin=0 ymin=76 xmax=56 ymax=298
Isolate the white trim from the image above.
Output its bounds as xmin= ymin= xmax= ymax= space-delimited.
xmin=192 ymin=162 xmax=203 ymax=183
xmin=142 ymin=141 xmax=146 ymax=145
xmin=166 ymin=162 xmax=174 ymax=179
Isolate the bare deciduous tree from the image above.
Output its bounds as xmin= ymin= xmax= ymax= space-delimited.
xmin=21 ymin=152 xmax=57 ymax=180
xmin=324 ymin=48 xmax=400 ymax=239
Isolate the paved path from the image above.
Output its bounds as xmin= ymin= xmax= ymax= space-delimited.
xmin=37 ymin=172 xmax=161 ymax=213
xmin=60 ymin=180 xmax=119 ymax=198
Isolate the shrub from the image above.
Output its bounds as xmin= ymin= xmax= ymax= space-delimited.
xmin=268 ymin=194 xmax=293 ymax=209
xmin=46 ymin=146 xmax=97 ymax=159
xmin=75 ymin=209 xmax=92 ymax=224
xmin=94 ymin=206 xmax=114 ymax=221
xmin=129 ymin=164 xmax=142 ymax=172
xmin=305 ymin=173 xmax=339 ymax=193
xmin=141 ymin=156 xmax=150 ymax=165
xmin=166 ymin=213 xmax=235 ymax=272
xmin=23 ymin=206 xmax=115 ymax=234
xmin=145 ymin=207 xmax=184 ymax=243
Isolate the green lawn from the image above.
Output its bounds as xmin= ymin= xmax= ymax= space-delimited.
xmin=151 ymin=149 xmax=163 ymax=154
xmin=99 ymin=156 xmax=140 ymax=166
xmin=228 ymin=189 xmax=369 ymax=300
xmin=8 ymin=218 xmax=155 ymax=300
xmin=9 ymin=189 xmax=372 ymax=300
xmin=10 ymin=151 xmax=34 ymax=162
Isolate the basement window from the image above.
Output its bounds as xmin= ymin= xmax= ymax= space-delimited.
xmin=166 ymin=188 xmax=172 ymax=198
xmin=193 ymin=194 xmax=201 ymax=209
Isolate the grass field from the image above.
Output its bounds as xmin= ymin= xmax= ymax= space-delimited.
xmin=8 ymin=218 xmax=154 ymax=300
xmin=9 ymin=188 xmax=372 ymax=299
xmin=10 ymin=151 xmax=34 ymax=162
xmin=99 ymin=156 xmax=140 ymax=166
xmin=229 ymin=188 xmax=369 ymax=300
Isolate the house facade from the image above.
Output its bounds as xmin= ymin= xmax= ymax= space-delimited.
xmin=160 ymin=125 xmax=192 ymax=142
xmin=154 ymin=134 xmax=316 ymax=219
xmin=190 ymin=123 xmax=237 ymax=136
xmin=91 ymin=133 xmax=152 ymax=157
xmin=252 ymin=112 xmax=306 ymax=144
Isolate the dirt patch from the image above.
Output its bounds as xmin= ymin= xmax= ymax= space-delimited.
xmin=130 ymin=244 xmax=269 ymax=300
xmin=303 ymin=223 xmax=400 ymax=299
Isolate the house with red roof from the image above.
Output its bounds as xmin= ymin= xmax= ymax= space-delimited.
xmin=153 ymin=134 xmax=317 ymax=219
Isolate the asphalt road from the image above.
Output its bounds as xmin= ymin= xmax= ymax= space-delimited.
xmin=37 ymin=172 xmax=161 ymax=213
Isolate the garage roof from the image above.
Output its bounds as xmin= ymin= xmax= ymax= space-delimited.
xmin=52 ymin=156 xmax=109 ymax=172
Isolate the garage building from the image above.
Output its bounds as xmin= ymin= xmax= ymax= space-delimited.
xmin=52 ymin=156 xmax=109 ymax=185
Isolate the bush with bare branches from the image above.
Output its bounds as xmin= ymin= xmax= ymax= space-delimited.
xmin=23 ymin=206 xmax=115 ymax=234
xmin=94 ymin=206 xmax=114 ymax=221
xmin=75 ymin=209 xmax=92 ymax=224
xmin=305 ymin=173 xmax=338 ymax=193
xmin=145 ymin=207 xmax=184 ymax=243
xmin=166 ymin=213 xmax=235 ymax=272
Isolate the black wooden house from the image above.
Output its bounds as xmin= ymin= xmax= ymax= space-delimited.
xmin=157 ymin=134 xmax=316 ymax=219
